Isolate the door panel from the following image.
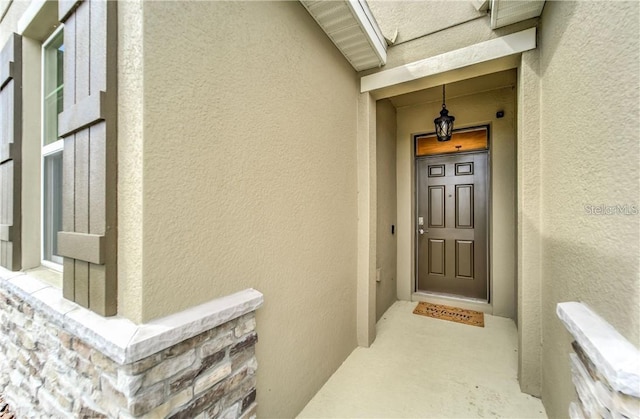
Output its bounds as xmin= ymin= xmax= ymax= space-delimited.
xmin=428 ymin=186 xmax=445 ymax=228
xmin=455 ymin=162 xmax=474 ymax=176
xmin=455 ymin=240 xmax=474 ymax=279
xmin=428 ymin=239 xmax=446 ymax=276
xmin=455 ymin=184 xmax=474 ymax=229
xmin=417 ymin=153 xmax=488 ymax=299
xmin=428 ymin=164 xmax=445 ymax=177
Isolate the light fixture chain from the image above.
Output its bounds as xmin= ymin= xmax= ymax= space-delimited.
xmin=443 ymin=84 xmax=446 ymax=107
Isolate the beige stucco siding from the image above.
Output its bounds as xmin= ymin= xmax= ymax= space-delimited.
xmin=132 ymin=1 xmax=359 ymax=417
xmin=375 ymin=99 xmax=397 ymax=320
xmin=367 ymin=0 xmax=485 ymax=46
xmin=537 ymin=1 xmax=640 ymax=417
xmin=517 ymin=48 xmax=543 ymax=397
xmin=117 ymin=0 xmax=144 ymax=322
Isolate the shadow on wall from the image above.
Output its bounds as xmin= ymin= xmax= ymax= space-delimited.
xmin=539 ymin=221 xmax=640 ymax=416
xmin=535 ymin=1 xmax=576 ymax=77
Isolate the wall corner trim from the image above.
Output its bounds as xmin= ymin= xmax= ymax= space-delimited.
xmin=360 ymin=27 xmax=537 ymax=94
xmin=0 ymin=267 xmax=264 ymax=365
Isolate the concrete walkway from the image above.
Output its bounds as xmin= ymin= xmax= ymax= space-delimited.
xmin=298 ymin=301 xmax=547 ymax=418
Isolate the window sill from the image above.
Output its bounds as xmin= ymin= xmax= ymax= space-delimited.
xmin=25 ymin=265 xmax=62 ymax=288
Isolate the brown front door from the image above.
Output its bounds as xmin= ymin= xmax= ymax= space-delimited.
xmin=416 ymin=152 xmax=488 ymax=300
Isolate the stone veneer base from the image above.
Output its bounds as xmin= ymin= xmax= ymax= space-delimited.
xmin=0 ymin=267 xmax=263 ymax=418
xmin=557 ymin=302 xmax=640 ymax=418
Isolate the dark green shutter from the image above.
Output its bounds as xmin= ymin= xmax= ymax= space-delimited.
xmin=57 ymin=0 xmax=117 ymax=316
xmin=0 ymin=34 xmax=22 ymax=272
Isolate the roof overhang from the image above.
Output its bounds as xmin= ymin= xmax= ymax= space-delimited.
xmin=300 ymin=0 xmax=387 ymax=72
xmin=490 ymin=0 xmax=545 ymax=29
xmin=361 ymin=27 xmax=537 ymax=99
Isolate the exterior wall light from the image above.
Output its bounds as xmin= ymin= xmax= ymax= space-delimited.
xmin=434 ymin=84 xmax=455 ymax=141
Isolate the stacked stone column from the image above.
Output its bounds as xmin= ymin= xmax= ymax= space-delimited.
xmin=0 ymin=277 xmax=262 ymax=418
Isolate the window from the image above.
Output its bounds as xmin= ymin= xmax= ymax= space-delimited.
xmin=415 ymin=126 xmax=489 ymax=157
xmin=41 ymin=27 xmax=63 ymax=267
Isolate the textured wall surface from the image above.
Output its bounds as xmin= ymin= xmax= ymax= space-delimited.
xmin=375 ymin=99 xmax=397 ymax=321
xmin=396 ymin=84 xmax=517 ymax=318
xmin=537 ymin=1 xmax=640 ymax=417
xmin=517 ymin=49 xmax=542 ymax=397
xmin=356 ymin=92 xmax=377 ymax=347
xmin=137 ymin=2 xmax=359 ymax=417
xmin=367 ymin=0 xmax=484 ymax=46
xmin=117 ymin=0 xmax=145 ymax=324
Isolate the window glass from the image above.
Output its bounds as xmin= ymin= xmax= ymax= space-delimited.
xmin=416 ymin=126 xmax=488 ymax=156
xmin=43 ymin=29 xmax=64 ymax=146
xmin=43 ymin=152 xmax=63 ymax=264
xmin=42 ymin=28 xmax=64 ymax=266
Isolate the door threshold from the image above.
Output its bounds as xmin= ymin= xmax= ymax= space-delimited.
xmin=412 ymin=291 xmax=492 ymax=315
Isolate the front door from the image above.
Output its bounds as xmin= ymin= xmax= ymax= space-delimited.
xmin=416 ymin=152 xmax=488 ymax=300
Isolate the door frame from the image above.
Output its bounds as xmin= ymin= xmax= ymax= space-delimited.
xmin=413 ymin=125 xmax=492 ymax=303
xmin=356 ymin=31 xmax=539 ymax=395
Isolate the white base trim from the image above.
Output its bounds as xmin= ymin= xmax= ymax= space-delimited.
xmin=0 ymin=266 xmax=263 ymax=364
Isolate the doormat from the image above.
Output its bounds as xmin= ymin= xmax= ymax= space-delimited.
xmin=413 ymin=302 xmax=484 ymax=327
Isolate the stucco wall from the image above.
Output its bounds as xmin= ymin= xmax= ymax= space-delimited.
xmin=375 ymin=99 xmax=397 ymax=320
xmin=134 ymin=2 xmax=359 ymax=417
xmin=367 ymin=0 xmax=484 ymax=46
xmin=537 ymin=1 xmax=640 ymax=417
xmin=117 ymin=0 xmax=145 ymax=326
xmin=516 ymin=49 xmax=542 ymax=397
xmin=396 ymin=83 xmax=517 ymax=319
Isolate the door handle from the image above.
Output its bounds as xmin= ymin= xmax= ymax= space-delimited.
xmin=419 ymin=228 xmax=428 ymax=235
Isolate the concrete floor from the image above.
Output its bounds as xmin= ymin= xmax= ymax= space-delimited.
xmin=298 ymin=301 xmax=547 ymax=418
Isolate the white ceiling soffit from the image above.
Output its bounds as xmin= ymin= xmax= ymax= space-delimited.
xmin=490 ymin=0 xmax=545 ymax=29
xmin=300 ymin=0 xmax=387 ymax=72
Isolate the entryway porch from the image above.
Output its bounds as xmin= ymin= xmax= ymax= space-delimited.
xmin=298 ymin=301 xmax=546 ymax=418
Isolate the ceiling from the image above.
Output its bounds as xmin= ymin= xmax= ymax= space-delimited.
xmin=389 ymin=69 xmax=517 ymax=109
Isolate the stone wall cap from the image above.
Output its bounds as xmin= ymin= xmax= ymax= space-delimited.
xmin=557 ymin=301 xmax=640 ymax=397
xmin=0 ymin=267 xmax=263 ymax=365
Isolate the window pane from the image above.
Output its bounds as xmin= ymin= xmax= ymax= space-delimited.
xmin=43 ymin=30 xmax=64 ymax=146
xmin=416 ymin=127 xmax=488 ymax=157
xmin=43 ymin=151 xmax=63 ymax=264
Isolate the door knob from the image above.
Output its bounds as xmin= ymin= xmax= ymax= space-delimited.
xmin=419 ymin=228 xmax=425 ymax=235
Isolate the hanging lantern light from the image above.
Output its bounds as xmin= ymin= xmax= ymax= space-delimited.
xmin=434 ymin=84 xmax=455 ymax=142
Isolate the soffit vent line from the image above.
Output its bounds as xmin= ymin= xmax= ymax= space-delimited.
xmin=300 ymin=0 xmax=387 ymax=72
xmin=490 ymin=0 xmax=546 ymax=29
